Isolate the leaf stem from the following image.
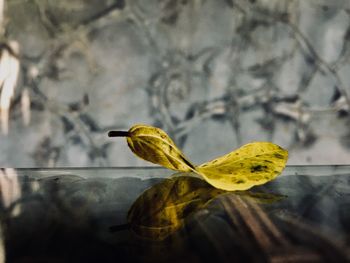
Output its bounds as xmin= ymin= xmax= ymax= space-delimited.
xmin=108 ymin=131 xmax=130 ymax=137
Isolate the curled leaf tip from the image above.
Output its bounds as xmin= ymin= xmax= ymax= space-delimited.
xmin=126 ymin=124 xmax=195 ymax=172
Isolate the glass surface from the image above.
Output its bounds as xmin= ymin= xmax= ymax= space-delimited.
xmin=0 ymin=166 xmax=349 ymax=262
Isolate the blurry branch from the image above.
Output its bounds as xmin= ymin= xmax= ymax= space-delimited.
xmin=331 ymin=24 xmax=350 ymax=70
xmin=21 ymin=0 xmax=180 ymax=165
xmin=26 ymin=0 xmax=174 ymax=159
xmin=33 ymin=0 xmax=57 ymax=37
xmin=5 ymin=0 xmax=350 ymax=165
xmin=0 ymin=0 xmax=3 ymax=35
xmin=0 ymin=1 xmax=22 ymax=135
xmin=0 ymin=41 xmax=20 ymax=134
xmin=32 ymin=137 xmax=60 ymax=167
xmin=175 ymin=89 xmax=311 ymax=135
xmin=129 ymin=0 xmax=350 ymax=150
xmin=81 ymin=0 xmax=125 ymax=26
xmin=28 ymin=1 xmax=125 ymax=74
xmin=17 ymin=1 xmax=128 ymax=165
xmin=234 ymin=1 xmax=350 ymax=115
xmin=198 ymin=1 xmax=350 ymax=147
xmin=137 ymin=1 xmax=313 ymax=147
xmin=28 ymin=76 xmax=107 ymax=166
xmin=288 ymin=23 xmax=350 ymax=112
xmin=21 ymin=87 xmax=30 ymax=125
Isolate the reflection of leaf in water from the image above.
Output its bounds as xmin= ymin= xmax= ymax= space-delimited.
xmin=127 ymin=176 xmax=226 ymax=241
xmin=109 ymin=124 xmax=288 ymax=191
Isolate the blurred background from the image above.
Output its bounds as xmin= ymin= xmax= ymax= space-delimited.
xmin=0 ymin=0 xmax=350 ymax=167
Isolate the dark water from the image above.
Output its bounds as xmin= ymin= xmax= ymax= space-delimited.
xmin=0 ymin=167 xmax=349 ymax=262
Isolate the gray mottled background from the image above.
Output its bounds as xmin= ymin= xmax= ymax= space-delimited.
xmin=1 ymin=0 xmax=350 ymax=167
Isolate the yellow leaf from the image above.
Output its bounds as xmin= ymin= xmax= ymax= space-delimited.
xmin=196 ymin=142 xmax=288 ymax=191
xmin=108 ymin=124 xmax=195 ymax=172
xmin=109 ymin=125 xmax=288 ymax=191
xmin=127 ymin=176 xmax=226 ymax=240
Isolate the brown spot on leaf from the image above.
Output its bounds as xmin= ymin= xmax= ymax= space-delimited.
xmin=250 ymin=164 xmax=268 ymax=173
xmin=274 ymin=153 xmax=284 ymax=159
